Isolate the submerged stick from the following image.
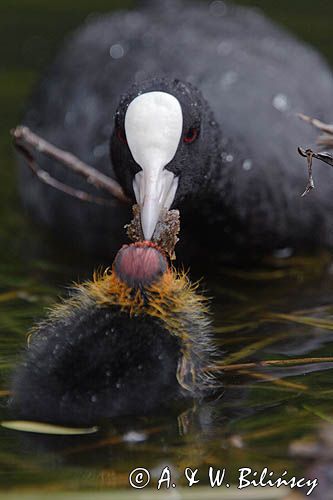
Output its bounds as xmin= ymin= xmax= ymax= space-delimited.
xmin=11 ymin=126 xmax=131 ymax=204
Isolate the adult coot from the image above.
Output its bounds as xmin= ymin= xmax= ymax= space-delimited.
xmin=10 ymin=241 xmax=216 ymax=425
xmin=19 ymin=0 xmax=333 ymax=257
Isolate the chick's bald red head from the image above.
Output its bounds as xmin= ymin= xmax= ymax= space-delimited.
xmin=113 ymin=241 xmax=168 ymax=288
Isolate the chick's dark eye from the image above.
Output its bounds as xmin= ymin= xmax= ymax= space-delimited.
xmin=183 ymin=127 xmax=199 ymax=144
xmin=116 ymin=127 xmax=127 ymax=145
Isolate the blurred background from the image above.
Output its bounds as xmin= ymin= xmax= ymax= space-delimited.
xmin=1 ymin=1 xmax=333 ymax=497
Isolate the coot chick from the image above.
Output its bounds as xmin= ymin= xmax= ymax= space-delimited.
xmin=10 ymin=241 xmax=216 ymax=426
xmin=19 ymin=0 xmax=333 ymax=257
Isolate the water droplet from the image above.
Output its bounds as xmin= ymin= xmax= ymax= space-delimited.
xmin=65 ymin=111 xmax=75 ymax=127
xmin=109 ymin=43 xmax=124 ymax=59
xmin=124 ymin=11 xmax=144 ymax=30
xmin=262 ymin=37 xmax=275 ymax=50
xmin=143 ymin=32 xmax=155 ymax=47
xmin=93 ymin=142 xmax=108 ymax=158
xmin=242 ymin=159 xmax=253 ymax=171
xmin=209 ymin=1 xmax=227 ymax=16
xmin=273 ymin=247 xmax=293 ymax=259
xmin=91 ymin=395 xmax=97 ymax=403
xmin=103 ymin=124 xmax=113 ymax=136
xmin=226 ymin=154 xmax=234 ymax=162
xmin=123 ymin=431 xmax=147 ymax=443
xmin=272 ymin=93 xmax=290 ymax=112
xmin=135 ymin=70 xmax=147 ymax=83
xmin=220 ymin=71 xmax=238 ymax=89
xmin=217 ymin=40 xmax=233 ymax=56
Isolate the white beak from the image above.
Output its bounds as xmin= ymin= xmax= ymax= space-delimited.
xmin=125 ymin=91 xmax=183 ymax=240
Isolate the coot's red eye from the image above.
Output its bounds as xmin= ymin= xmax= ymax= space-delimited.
xmin=183 ymin=127 xmax=199 ymax=144
xmin=117 ymin=128 xmax=127 ymax=145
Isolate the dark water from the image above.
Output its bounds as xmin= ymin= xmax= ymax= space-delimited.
xmin=1 ymin=1 xmax=333 ymax=498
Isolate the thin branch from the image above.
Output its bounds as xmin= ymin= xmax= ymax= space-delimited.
xmin=298 ymin=146 xmax=333 ymax=199
xmin=298 ymin=147 xmax=315 ymax=196
xmin=297 ymin=113 xmax=333 ymax=136
xmin=317 ymin=134 xmax=333 ymax=148
xmin=297 ymin=112 xmax=333 ymax=195
xmin=11 ymin=126 xmax=131 ymax=204
xmin=15 ymin=143 xmax=115 ymax=206
xmin=298 ymin=147 xmax=333 ymax=168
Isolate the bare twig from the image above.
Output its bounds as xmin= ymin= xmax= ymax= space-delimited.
xmin=298 ymin=147 xmax=315 ymax=196
xmin=317 ymin=134 xmax=333 ymax=148
xmin=298 ymin=146 xmax=333 ymax=197
xmin=11 ymin=126 xmax=131 ymax=204
xmin=297 ymin=112 xmax=333 ymax=195
xmin=15 ymin=143 xmax=115 ymax=206
xmin=299 ymin=147 xmax=333 ymax=168
xmin=297 ymin=113 xmax=333 ymax=136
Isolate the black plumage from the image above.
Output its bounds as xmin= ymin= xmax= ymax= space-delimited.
xmin=19 ymin=0 xmax=333 ymax=257
xmin=10 ymin=242 xmax=217 ymax=425
xmin=11 ymin=307 xmax=181 ymax=425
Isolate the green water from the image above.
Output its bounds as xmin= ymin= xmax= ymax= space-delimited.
xmin=1 ymin=1 xmax=333 ymax=497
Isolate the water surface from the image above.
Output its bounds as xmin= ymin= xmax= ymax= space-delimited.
xmin=1 ymin=1 xmax=333 ymax=497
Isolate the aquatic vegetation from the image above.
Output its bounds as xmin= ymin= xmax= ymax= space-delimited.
xmin=1 ymin=0 xmax=333 ymax=495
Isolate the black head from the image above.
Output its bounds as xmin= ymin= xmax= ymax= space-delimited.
xmin=111 ymin=77 xmax=220 ymax=240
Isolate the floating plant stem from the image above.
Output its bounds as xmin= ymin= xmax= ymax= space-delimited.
xmin=1 ymin=420 xmax=99 ymax=435
xmin=264 ymin=312 xmax=333 ymax=330
xmin=210 ymin=356 xmax=333 ymax=372
xmin=238 ymin=370 xmax=308 ymax=391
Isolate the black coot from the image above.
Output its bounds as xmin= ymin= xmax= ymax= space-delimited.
xmin=19 ymin=0 xmax=333 ymax=258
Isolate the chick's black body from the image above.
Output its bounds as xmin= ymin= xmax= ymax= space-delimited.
xmin=19 ymin=0 xmax=333 ymax=256
xmin=11 ymin=304 xmax=181 ymax=426
xmin=11 ymin=243 xmax=216 ymax=425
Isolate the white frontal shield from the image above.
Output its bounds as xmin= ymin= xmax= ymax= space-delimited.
xmin=125 ymin=91 xmax=183 ymax=240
